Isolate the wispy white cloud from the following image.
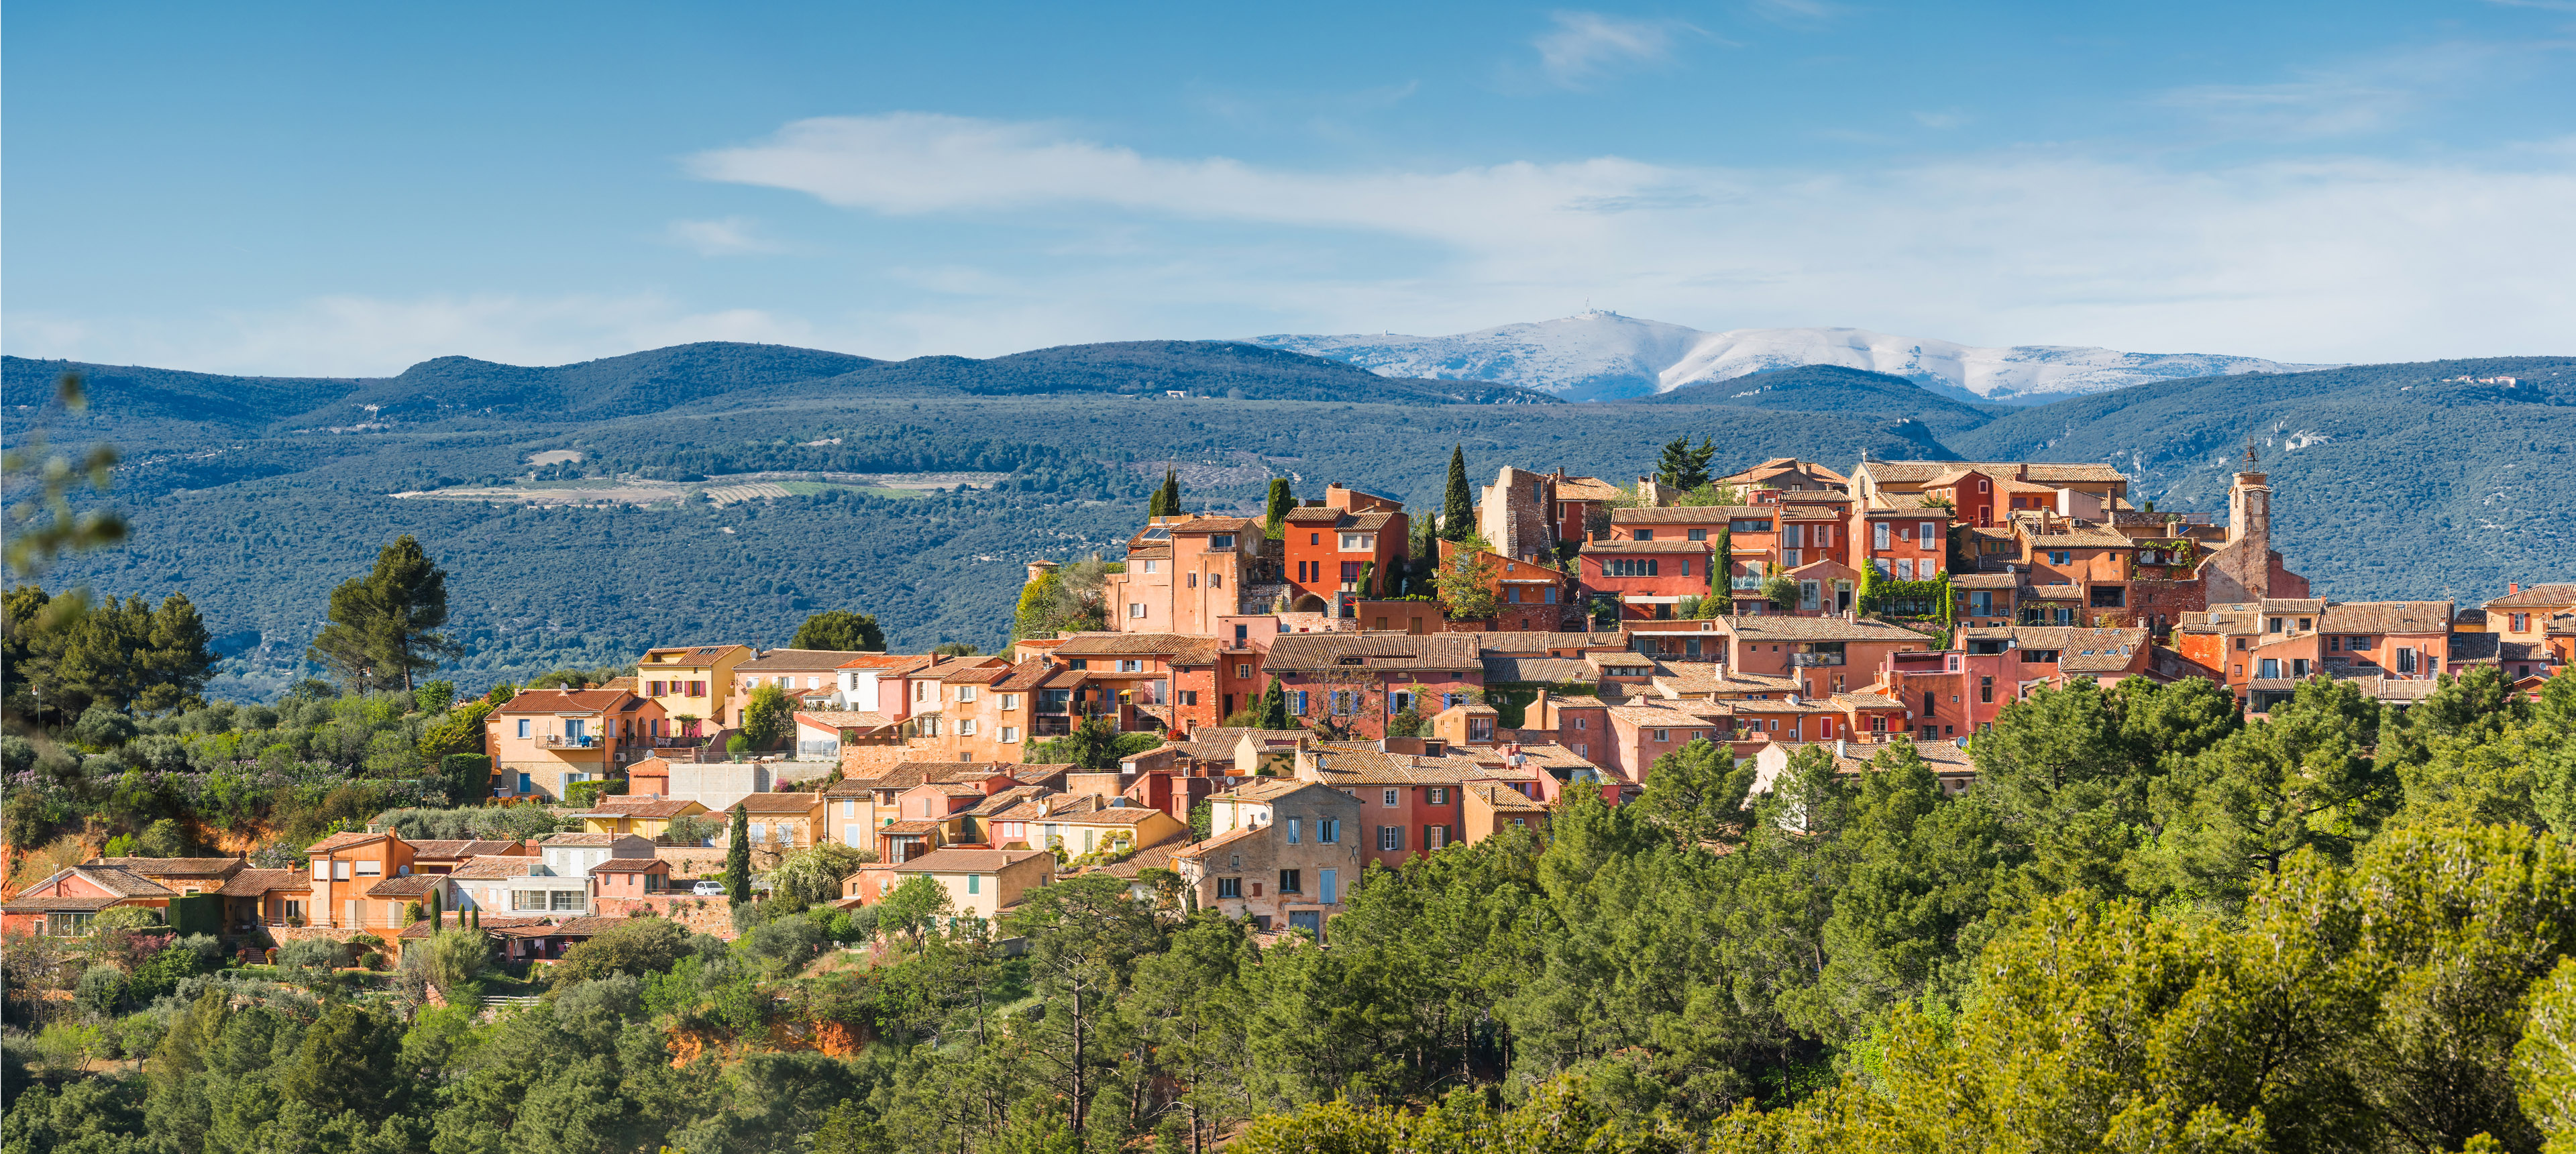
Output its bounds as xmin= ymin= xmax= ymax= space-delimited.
xmin=1531 ymin=11 xmax=1701 ymax=87
xmin=1744 ymin=0 xmax=1839 ymax=25
xmin=2154 ymin=40 xmax=2548 ymax=139
xmin=664 ymin=216 xmax=788 ymax=256
xmin=686 ymin=113 xmax=2576 ymax=364
xmin=3 ymin=293 xmax=818 ymax=377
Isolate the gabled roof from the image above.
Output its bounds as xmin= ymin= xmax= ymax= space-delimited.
xmin=1264 ymin=632 xmax=1484 ymax=674
xmin=2318 ymin=600 xmax=2455 ymax=635
xmin=1305 ymin=744 xmax=1490 ymax=785
xmin=888 ymin=849 xmax=1053 ymax=873
xmin=406 ymin=839 xmax=528 ymax=859
xmin=18 ymin=866 xmax=176 ymax=900
xmin=366 ymin=875 xmax=447 ymax=898
xmin=1582 ymin=539 xmax=1717 ymax=554
xmin=641 ymin=643 xmax=751 ymax=665
xmin=589 ymin=857 xmax=671 ymax=873
xmin=739 ymin=648 xmax=885 ymax=673
xmin=2485 ymin=584 xmax=2576 ymax=609
xmin=1171 ymin=727 xmax=1307 ymax=760
xmin=89 ymin=856 xmax=243 ymax=876
xmin=1173 ymin=825 xmax=1266 ymax=859
xmin=566 ymin=798 xmax=704 ymax=820
xmin=1611 ymin=506 xmax=1764 ymax=525
xmin=447 ymin=855 xmax=545 ymax=880
xmin=305 ymin=831 xmax=394 ymax=854
xmin=733 ymin=792 xmax=824 ymax=815
xmin=1208 ymin=777 xmax=1328 ymax=804
xmin=495 ymin=688 xmax=641 ymax=715
xmin=1720 ymin=616 xmax=1937 ymax=643
xmin=1468 ymin=782 xmax=1550 ymax=812
xmin=1552 ymin=475 xmax=1628 ymax=501
xmin=796 ymin=710 xmax=897 ymax=731
xmin=1483 ymin=655 xmax=1599 ymax=684
xmin=217 ymin=868 xmax=311 ymax=897
xmin=1054 ymin=633 xmax=1205 ymax=656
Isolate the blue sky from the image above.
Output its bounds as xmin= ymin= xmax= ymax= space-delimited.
xmin=6 ymin=0 xmax=2571 ymax=374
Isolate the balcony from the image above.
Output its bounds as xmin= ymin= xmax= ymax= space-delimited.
xmin=1730 ymin=577 xmax=1765 ymax=591
xmin=1788 ymin=653 xmax=1847 ymax=668
xmin=540 ymin=735 xmax=601 ymax=749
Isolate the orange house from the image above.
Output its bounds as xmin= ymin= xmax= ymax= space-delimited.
xmin=485 ymin=688 xmax=667 ymax=801
xmin=0 ymin=866 xmax=175 ymax=937
xmin=1279 ymin=485 xmax=1409 ymax=615
xmin=304 ymin=831 xmax=419 ymax=931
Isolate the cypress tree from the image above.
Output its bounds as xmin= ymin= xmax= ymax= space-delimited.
xmin=724 ymin=804 xmax=752 ymax=906
xmin=1258 ymin=676 xmax=1289 ymax=730
xmin=1264 ymin=478 xmax=1294 ymax=539
xmin=1440 ymin=445 xmax=1472 ymax=541
xmin=1149 ymin=468 xmax=1181 ymax=517
xmin=426 ymin=888 xmax=442 ymax=929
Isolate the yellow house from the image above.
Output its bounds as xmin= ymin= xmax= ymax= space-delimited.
xmin=564 ymin=796 xmax=710 ymax=840
xmin=637 ymin=644 xmax=753 ymax=741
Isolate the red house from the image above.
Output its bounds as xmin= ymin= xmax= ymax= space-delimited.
xmin=1261 ymin=632 xmax=1485 ymax=740
xmin=1 ymin=865 xmax=175 ymax=938
xmin=1279 ymin=484 xmax=1410 ymax=615
xmin=1578 ymin=539 xmax=1717 ymax=621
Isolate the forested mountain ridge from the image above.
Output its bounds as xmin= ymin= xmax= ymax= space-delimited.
xmin=1621 ymin=363 xmax=2008 ymax=438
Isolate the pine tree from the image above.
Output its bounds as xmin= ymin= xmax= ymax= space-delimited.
xmin=1440 ymin=445 xmax=1472 ymax=541
xmin=1264 ymin=478 xmax=1294 ymax=539
xmin=305 ymin=535 xmax=459 ymax=692
xmin=1150 ymin=469 xmax=1182 ymax=517
xmin=1654 ymin=436 xmax=1716 ymax=492
xmin=725 ymin=804 xmax=752 ymax=906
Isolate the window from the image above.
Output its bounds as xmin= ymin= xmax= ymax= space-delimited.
xmin=1318 ymin=819 xmax=1339 ymax=843
xmin=2090 ymin=586 xmax=2127 ymax=609
xmin=1688 ymin=528 xmax=1707 ymax=541
xmin=1635 ymin=529 xmax=1655 ymax=541
xmin=1287 ymin=817 xmax=1301 ymax=844
xmin=1653 ymin=729 xmax=1670 ymax=743
xmin=959 ymin=719 xmax=978 ymax=736
xmin=1211 ymin=574 xmax=1222 ymax=588
xmin=1309 ymin=533 xmax=1320 ymax=545
xmin=517 ymin=719 xmax=531 ymax=739
xmin=2397 ymin=647 xmax=2418 ymax=674
xmin=1340 ymin=561 xmax=1362 ymax=582
xmin=1425 ymin=826 xmax=1450 ymax=851
xmin=1572 ymin=716 xmax=1586 ymax=730
xmin=1605 ymin=558 xmax=1661 ymax=577
xmin=2260 ymin=658 xmax=2280 ymax=679
xmin=647 ymin=680 xmax=665 ymax=696
xmin=2349 ymin=636 xmax=2372 ymax=651
xmin=1217 ymin=877 xmax=1242 ymax=898
xmin=1383 ymin=788 xmax=1399 ymax=807
xmin=1979 ymin=676 xmax=1994 ymax=703
xmin=2049 ymin=551 xmax=2073 ymax=566
xmin=1574 ymin=743 xmax=1588 ymax=756
xmin=1279 ymin=870 xmax=1303 ymax=894
xmin=513 ymin=890 xmax=549 ymax=911
xmin=1180 ymin=690 xmax=1198 ymax=705
xmin=2515 ymin=613 xmax=2532 ymax=631
xmin=1340 ymin=533 xmax=1374 ymax=552
xmin=1919 ymin=521 xmax=1939 ymax=543
xmin=1128 ymin=603 xmax=1148 ymax=619
xmin=1294 ymin=690 xmax=1309 ymax=715
xmin=354 ymin=860 xmax=382 ymax=876
xmin=1212 ymin=534 xmax=1235 ymax=549
xmin=1896 ymin=559 xmax=1915 ymax=580
xmin=333 ymin=860 xmax=351 ymax=881
xmin=1874 ymin=523 xmax=1890 ymax=549
xmin=1119 ymin=659 xmax=1143 ymax=673
xmin=967 ymin=874 xmax=980 ymax=895
xmin=1142 ymin=559 xmax=1160 ymax=574
xmin=1378 ymin=826 xmax=1403 ymax=851
xmin=551 ymin=891 xmax=583 ymax=912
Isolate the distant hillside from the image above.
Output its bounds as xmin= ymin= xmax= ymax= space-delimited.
xmin=1620 ymin=364 xmax=2005 ymax=437
xmin=1950 ymin=356 xmax=2576 ymax=600
xmin=3 ymin=340 xmax=1552 ymax=436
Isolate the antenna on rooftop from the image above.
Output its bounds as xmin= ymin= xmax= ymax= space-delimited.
xmin=2243 ymin=439 xmax=2259 ymax=466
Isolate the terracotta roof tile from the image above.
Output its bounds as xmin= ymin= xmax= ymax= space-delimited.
xmin=738 ymin=649 xmax=885 ymax=674
xmin=890 ymin=849 xmax=1054 ymax=872
xmin=733 ymin=792 xmax=823 ymax=815
xmin=216 ymin=868 xmax=311 ymax=897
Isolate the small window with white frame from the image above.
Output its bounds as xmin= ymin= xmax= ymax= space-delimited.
xmin=1340 ymin=533 xmax=1374 ymax=552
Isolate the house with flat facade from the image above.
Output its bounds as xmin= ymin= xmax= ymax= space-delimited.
xmin=731 ymin=792 xmax=826 ymax=851
xmin=485 ymin=688 xmax=665 ymax=802
xmin=1292 ymin=743 xmax=1485 ymax=867
xmin=1712 ymin=615 xmax=1936 ymax=698
xmin=734 ymin=649 xmax=886 ymax=721
xmin=1262 ymin=631 xmax=1485 ymax=740
xmin=1278 ymin=485 xmax=1410 ymax=615
xmin=216 ymin=869 xmax=312 ymax=932
xmin=1 ymin=866 xmax=176 ymax=937
xmin=1578 ymin=539 xmax=1717 ymax=621
xmin=839 ymin=847 xmax=1055 ymax=923
xmin=1099 ymin=515 xmax=1267 ymax=635
xmin=304 ymin=831 xmax=419 ymax=931
xmin=1180 ymin=778 xmax=1364 ymax=940
xmin=635 ymin=644 xmax=751 ymax=743
xmin=565 ymin=796 xmax=710 ymax=841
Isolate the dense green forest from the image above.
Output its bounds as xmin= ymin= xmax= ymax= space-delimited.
xmin=11 ymin=670 xmax=2576 ymax=1152
xmin=3 ymin=349 xmax=2564 ymax=700
xmin=1619 ymin=364 xmax=2010 ymax=439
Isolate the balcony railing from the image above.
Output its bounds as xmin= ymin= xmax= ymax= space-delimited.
xmin=1788 ymin=653 xmax=1847 ymax=668
xmin=541 ymin=735 xmax=601 ymax=749
xmin=1730 ymin=577 xmax=1765 ymax=591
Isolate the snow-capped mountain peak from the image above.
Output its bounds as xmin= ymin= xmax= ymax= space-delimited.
xmin=1247 ymin=313 xmax=2333 ymax=404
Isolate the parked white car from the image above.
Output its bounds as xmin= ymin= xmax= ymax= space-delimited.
xmin=692 ymin=880 xmax=727 ymax=896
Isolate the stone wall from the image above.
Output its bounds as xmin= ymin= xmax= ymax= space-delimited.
xmin=591 ymin=894 xmax=739 ymax=939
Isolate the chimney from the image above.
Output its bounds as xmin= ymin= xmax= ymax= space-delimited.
xmin=1835 ymin=739 xmax=1847 ymax=759
xmin=2512 ymin=582 xmax=2522 ymax=594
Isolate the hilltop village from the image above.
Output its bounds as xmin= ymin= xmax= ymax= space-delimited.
xmin=13 ymin=448 xmax=2567 ymax=953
